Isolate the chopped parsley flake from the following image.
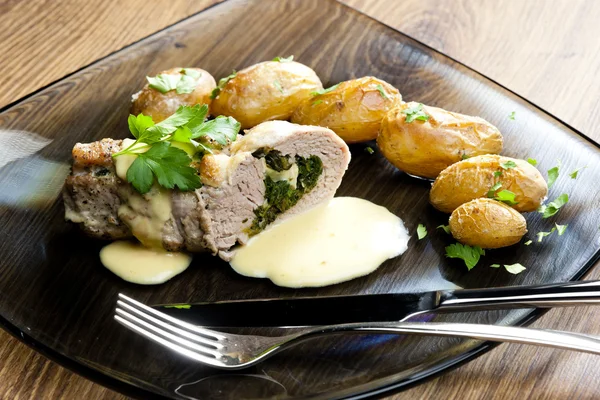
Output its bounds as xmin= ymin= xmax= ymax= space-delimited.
xmin=445 ymin=243 xmax=485 ymax=270
xmin=504 ymin=263 xmax=526 ymax=274
xmin=538 ymin=193 xmax=569 ymax=218
xmin=402 ymin=103 xmax=430 ymax=123
xmin=376 ymin=84 xmax=388 ymax=99
xmin=311 ymin=83 xmax=340 ymax=96
xmin=417 ymin=224 xmax=427 ymax=240
xmin=437 ymin=224 xmax=451 ymax=234
xmin=272 ymin=55 xmax=294 ymax=62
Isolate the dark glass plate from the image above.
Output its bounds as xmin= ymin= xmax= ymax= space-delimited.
xmin=1 ymin=0 xmax=599 ymax=398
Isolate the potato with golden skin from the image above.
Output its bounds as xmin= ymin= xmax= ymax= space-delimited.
xmin=430 ymin=154 xmax=548 ymax=213
xmin=211 ymin=61 xmax=323 ymax=129
xmin=449 ymin=198 xmax=527 ymax=249
xmin=290 ymin=77 xmax=402 ymax=143
xmin=131 ymin=68 xmax=216 ymax=122
xmin=377 ymin=102 xmax=503 ymax=178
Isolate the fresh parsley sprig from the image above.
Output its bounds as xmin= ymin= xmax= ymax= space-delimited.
xmin=113 ymin=104 xmax=241 ymax=194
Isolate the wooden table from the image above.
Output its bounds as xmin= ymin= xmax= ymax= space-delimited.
xmin=1 ymin=0 xmax=599 ymax=398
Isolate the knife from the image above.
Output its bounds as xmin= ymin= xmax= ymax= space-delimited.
xmin=155 ymin=280 xmax=600 ymax=327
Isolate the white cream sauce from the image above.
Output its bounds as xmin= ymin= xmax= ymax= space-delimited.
xmin=117 ymin=186 xmax=172 ymax=249
xmin=230 ymin=197 xmax=409 ymax=288
xmin=100 ymin=241 xmax=192 ymax=285
xmin=105 ymin=139 xmax=190 ymax=284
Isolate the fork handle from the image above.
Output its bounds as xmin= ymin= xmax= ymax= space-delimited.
xmin=437 ymin=280 xmax=600 ymax=312
xmin=301 ymin=322 xmax=600 ymax=355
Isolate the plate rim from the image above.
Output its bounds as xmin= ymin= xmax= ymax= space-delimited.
xmin=1 ymin=0 xmax=600 ymax=398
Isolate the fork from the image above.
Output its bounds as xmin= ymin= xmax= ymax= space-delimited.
xmin=115 ymin=293 xmax=600 ymax=370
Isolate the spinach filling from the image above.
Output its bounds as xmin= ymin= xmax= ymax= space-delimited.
xmin=249 ymin=149 xmax=323 ymax=235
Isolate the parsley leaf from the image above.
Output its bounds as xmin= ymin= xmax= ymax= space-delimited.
xmin=494 ymin=171 xmax=503 ymax=177
xmin=527 ymin=158 xmax=538 ymax=166
xmin=437 ymin=224 xmax=451 ymax=234
xmin=495 ymin=189 xmax=518 ymax=205
xmin=176 ymin=74 xmax=199 ymax=94
xmin=127 ymin=142 xmax=201 ymax=194
xmin=461 ymin=153 xmax=470 ymax=160
xmin=364 ymin=146 xmax=375 ymax=155
xmin=147 ymin=69 xmax=201 ymax=95
xmin=273 ymin=55 xmax=294 ymax=62
xmin=547 ymin=161 xmax=561 ymax=188
xmin=147 ymin=73 xmax=180 ymax=93
xmin=273 ymin=80 xmax=284 ymax=93
xmin=311 ymin=83 xmax=340 ymax=96
xmin=210 ymin=70 xmax=237 ymax=99
xmin=555 ymin=223 xmax=568 ymax=235
xmin=417 ymin=224 xmax=427 ymax=240
xmin=191 ymin=115 xmax=240 ymax=146
xmin=569 ymin=167 xmax=586 ymax=179
xmin=524 ymin=240 xmax=532 ymax=245
xmin=487 ymin=182 xmax=502 ymax=198
xmin=537 ymin=227 xmax=556 ymax=242
xmin=181 ymin=68 xmax=202 ymax=79
xmin=402 ymin=103 xmax=429 ymax=123
xmin=128 ymin=114 xmax=155 ymax=138
xmin=501 ymin=160 xmax=517 ymax=169
xmin=376 ymin=84 xmax=388 ymax=99
xmin=508 ymin=111 xmax=516 ymax=120
xmin=504 ymin=263 xmax=526 ymax=274
xmin=147 ymin=104 xmax=208 ymax=137
xmin=539 ymin=193 xmax=569 ymax=218
xmin=445 ymin=243 xmax=485 ymax=270
xmin=312 ymin=99 xmax=323 ymax=106
xmin=127 ymin=156 xmax=155 ymax=194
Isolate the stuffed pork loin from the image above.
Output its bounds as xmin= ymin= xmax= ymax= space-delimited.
xmin=63 ymin=121 xmax=351 ymax=260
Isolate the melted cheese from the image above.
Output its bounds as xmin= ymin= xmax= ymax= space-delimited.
xmin=264 ymin=160 xmax=299 ymax=189
xmin=114 ymin=138 xmax=143 ymax=181
xmin=100 ymin=241 xmax=192 ymax=285
xmin=230 ymin=197 xmax=409 ymax=288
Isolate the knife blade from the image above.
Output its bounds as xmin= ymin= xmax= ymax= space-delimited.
xmin=153 ymin=280 xmax=600 ymax=327
xmin=156 ymin=292 xmax=439 ymax=327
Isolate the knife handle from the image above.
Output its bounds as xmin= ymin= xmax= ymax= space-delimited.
xmin=437 ymin=280 xmax=600 ymax=311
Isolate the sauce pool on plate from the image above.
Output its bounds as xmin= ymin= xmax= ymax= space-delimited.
xmin=230 ymin=197 xmax=409 ymax=287
xmin=100 ymin=241 xmax=192 ymax=285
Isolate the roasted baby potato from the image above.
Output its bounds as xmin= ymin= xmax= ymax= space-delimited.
xmin=211 ymin=60 xmax=323 ymax=129
xmin=131 ymin=67 xmax=216 ymax=122
xmin=430 ymin=154 xmax=548 ymax=213
xmin=449 ymin=198 xmax=527 ymax=249
xmin=290 ymin=76 xmax=402 ymax=143
xmin=377 ymin=102 xmax=503 ymax=178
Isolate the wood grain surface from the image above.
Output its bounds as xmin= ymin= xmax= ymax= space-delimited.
xmin=1 ymin=0 xmax=599 ymax=399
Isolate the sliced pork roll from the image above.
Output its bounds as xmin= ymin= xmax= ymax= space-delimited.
xmin=63 ymin=121 xmax=350 ymax=259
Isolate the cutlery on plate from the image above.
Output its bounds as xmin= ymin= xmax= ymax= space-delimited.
xmin=155 ymin=280 xmax=600 ymax=326
xmin=115 ymin=293 xmax=600 ymax=370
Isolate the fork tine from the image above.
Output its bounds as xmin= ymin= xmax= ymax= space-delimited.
xmin=116 ymin=300 xmax=222 ymax=349
xmin=118 ymin=293 xmax=225 ymax=339
xmin=114 ymin=314 xmax=226 ymax=368
xmin=115 ymin=307 xmax=223 ymax=358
